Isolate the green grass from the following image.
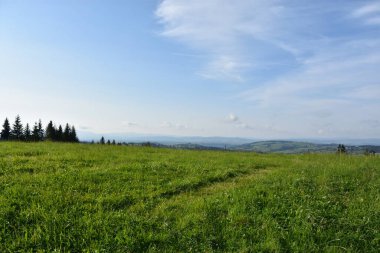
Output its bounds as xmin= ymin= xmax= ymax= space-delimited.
xmin=0 ymin=142 xmax=379 ymax=252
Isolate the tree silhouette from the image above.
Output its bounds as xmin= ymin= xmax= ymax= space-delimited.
xmin=100 ymin=136 xmax=105 ymax=144
xmin=11 ymin=115 xmax=24 ymax=141
xmin=70 ymin=126 xmax=79 ymax=142
xmin=1 ymin=116 xmax=79 ymax=143
xmin=24 ymin=123 xmax=31 ymax=141
xmin=112 ymin=139 xmax=116 ymax=145
xmin=38 ymin=120 xmax=44 ymax=141
xmin=56 ymin=125 xmax=63 ymax=141
xmin=32 ymin=122 xmax=40 ymax=141
xmin=45 ymin=121 xmax=56 ymax=141
xmin=1 ymin=118 xmax=11 ymax=140
xmin=63 ymin=124 xmax=71 ymax=142
xmin=337 ymin=144 xmax=346 ymax=154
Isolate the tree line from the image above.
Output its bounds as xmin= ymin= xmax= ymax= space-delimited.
xmin=0 ymin=115 xmax=79 ymax=142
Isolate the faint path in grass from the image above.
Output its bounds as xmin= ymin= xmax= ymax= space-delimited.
xmin=186 ymin=167 xmax=274 ymax=197
xmin=154 ymin=164 xmax=276 ymax=203
xmin=145 ymin=165 xmax=277 ymax=216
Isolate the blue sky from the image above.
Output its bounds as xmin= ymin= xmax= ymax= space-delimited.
xmin=1 ymin=0 xmax=379 ymax=139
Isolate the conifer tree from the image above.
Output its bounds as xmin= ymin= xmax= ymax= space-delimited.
xmin=1 ymin=118 xmax=11 ymax=140
xmin=24 ymin=123 xmax=31 ymax=141
xmin=70 ymin=126 xmax=79 ymax=142
xmin=11 ymin=115 xmax=24 ymax=140
xmin=45 ymin=121 xmax=56 ymax=141
xmin=107 ymin=139 xmax=111 ymax=145
xmin=100 ymin=136 xmax=105 ymax=144
xmin=63 ymin=123 xmax=71 ymax=142
xmin=32 ymin=122 xmax=40 ymax=142
xmin=56 ymin=125 xmax=63 ymax=141
xmin=38 ymin=120 xmax=44 ymax=141
xmin=112 ymin=139 xmax=116 ymax=145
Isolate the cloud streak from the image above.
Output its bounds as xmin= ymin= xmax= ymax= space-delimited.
xmin=155 ymin=1 xmax=380 ymax=137
xmin=156 ymin=0 xmax=286 ymax=81
xmin=352 ymin=2 xmax=380 ymax=26
xmin=352 ymin=2 xmax=380 ymax=18
xmin=155 ymin=1 xmax=361 ymax=82
xmin=239 ymin=38 xmax=380 ymax=137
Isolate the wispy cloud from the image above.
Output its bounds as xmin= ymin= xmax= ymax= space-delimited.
xmin=239 ymin=38 xmax=380 ymax=137
xmin=352 ymin=2 xmax=380 ymax=18
xmin=156 ymin=0 xmax=287 ymax=81
xmin=199 ymin=56 xmax=250 ymax=82
xmin=224 ymin=113 xmax=254 ymax=130
xmin=240 ymin=39 xmax=380 ymax=105
xmin=156 ymin=1 xmax=380 ymax=137
xmin=155 ymin=1 xmax=358 ymax=82
xmin=352 ymin=2 xmax=380 ymax=25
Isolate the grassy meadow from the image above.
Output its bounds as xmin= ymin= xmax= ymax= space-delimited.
xmin=0 ymin=142 xmax=379 ymax=252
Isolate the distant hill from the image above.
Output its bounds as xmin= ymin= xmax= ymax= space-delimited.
xmin=232 ymin=141 xmax=336 ymax=153
xmin=168 ymin=143 xmax=223 ymax=150
xmin=128 ymin=140 xmax=380 ymax=154
xmin=232 ymin=140 xmax=380 ymax=154
xmin=77 ymin=131 xmax=254 ymax=148
xmin=78 ymin=131 xmax=380 ymax=154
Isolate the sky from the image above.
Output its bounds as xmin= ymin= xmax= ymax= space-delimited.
xmin=1 ymin=0 xmax=380 ymax=139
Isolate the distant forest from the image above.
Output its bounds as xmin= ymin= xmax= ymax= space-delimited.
xmin=0 ymin=115 xmax=79 ymax=142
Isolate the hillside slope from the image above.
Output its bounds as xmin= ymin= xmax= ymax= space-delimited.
xmin=233 ymin=140 xmax=380 ymax=154
xmin=0 ymin=142 xmax=379 ymax=252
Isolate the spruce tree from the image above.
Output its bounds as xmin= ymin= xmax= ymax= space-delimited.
xmin=32 ymin=122 xmax=40 ymax=142
xmin=1 ymin=118 xmax=11 ymax=140
xmin=38 ymin=120 xmax=44 ymax=141
xmin=63 ymin=124 xmax=71 ymax=142
xmin=100 ymin=136 xmax=105 ymax=144
xmin=107 ymin=139 xmax=111 ymax=145
xmin=112 ymin=139 xmax=116 ymax=145
xmin=24 ymin=123 xmax=31 ymax=141
xmin=70 ymin=126 xmax=79 ymax=142
xmin=56 ymin=125 xmax=63 ymax=141
xmin=11 ymin=115 xmax=24 ymax=140
xmin=45 ymin=121 xmax=56 ymax=141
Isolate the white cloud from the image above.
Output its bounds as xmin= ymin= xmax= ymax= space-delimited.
xmin=225 ymin=113 xmax=239 ymax=123
xmin=199 ymin=56 xmax=249 ymax=82
xmin=156 ymin=0 xmax=286 ymax=81
xmin=155 ymin=1 xmax=380 ymax=138
xmin=352 ymin=2 xmax=380 ymax=18
xmin=156 ymin=1 xmax=362 ymax=82
xmin=224 ymin=113 xmax=255 ymax=130
xmin=238 ymin=38 xmax=380 ymax=137
xmin=241 ymin=38 xmax=380 ymax=103
xmin=352 ymin=2 xmax=380 ymax=26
